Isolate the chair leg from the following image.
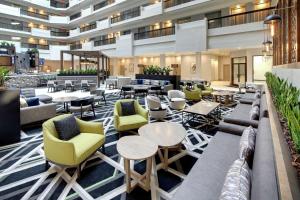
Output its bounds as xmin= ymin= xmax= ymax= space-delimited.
xmin=92 ymin=105 xmax=96 ymax=117
xmin=101 ymin=144 xmax=106 ymax=154
xmin=45 ymin=160 xmax=50 ymax=170
xmin=77 ymin=163 xmax=81 ymax=179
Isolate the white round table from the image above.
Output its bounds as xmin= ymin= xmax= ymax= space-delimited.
xmin=138 ymin=122 xmax=187 ymax=169
xmin=117 ymin=136 xmax=158 ymax=193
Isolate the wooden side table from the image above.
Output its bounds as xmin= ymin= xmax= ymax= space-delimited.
xmin=117 ymin=136 xmax=158 ymax=193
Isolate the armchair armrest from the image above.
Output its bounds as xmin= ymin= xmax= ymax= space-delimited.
xmin=76 ymin=118 xmax=104 ymax=135
xmin=136 ymin=103 xmax=149 ymax=119
xmin=114 ymin=106 xmax=120 ymax=128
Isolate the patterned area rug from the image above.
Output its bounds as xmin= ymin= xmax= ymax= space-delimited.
xmin=0 ymin=93 xmax=235 ymax=200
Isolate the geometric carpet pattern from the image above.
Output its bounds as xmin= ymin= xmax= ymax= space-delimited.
xmin=0 ymin=93 xmax=235 ymax=200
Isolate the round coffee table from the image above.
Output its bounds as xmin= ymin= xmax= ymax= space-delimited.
xmin=212 ymin=91 xmax=235 ymax=105
xmin=117 ymin=136 xmax=158 ymax=193
xmin=138 ymin=122 xmax=187 ymax=169
xmin=53 ymin=96 xmax=79 ymax=112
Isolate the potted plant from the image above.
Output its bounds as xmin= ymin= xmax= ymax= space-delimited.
xmin=0 ymin=67 xmax=9 ymax=89
xmin=163 ymin=66 xmax=172 ymax=75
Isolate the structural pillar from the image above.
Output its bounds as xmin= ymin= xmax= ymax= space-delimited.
xmin=79 ymin=56 xmax=82 ymax=70
xmin=71 ymin=55 xmax=74 ymax=71
xmin=60 ymin=51 xmax=64 ymax=71
xmin=160 ymin=54 xmax=166 ymax=67
xmin=97 ymin=56 xmax=100 ymax=87
xmin=101 ymin=55 xmax=105 ymax=84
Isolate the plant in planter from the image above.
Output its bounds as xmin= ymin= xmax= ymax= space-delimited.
xmin=0 ymin=67 xmax=9 ymax=88
xmin=162 ymin=66 xmax=172 ymax=75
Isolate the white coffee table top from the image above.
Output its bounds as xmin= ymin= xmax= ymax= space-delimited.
xmin=138 ymin=122 xmax=187 ymax=147
xmin=117 ymin=136 xmax=158 ymax=160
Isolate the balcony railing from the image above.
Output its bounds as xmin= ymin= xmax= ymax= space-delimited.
xmin=111 ymin=8 xmax=140 ymax=24
xmin=134 ymin=26 xmax=175 ymax=40
xmin=0 ymin=22 xmax=31 ymax=32
xmin=164 ymin=0 xmax=194 ymax=8
xmin=70 ymin=43 xmax=82 ymax=50
xmin=94 ymin=0 xmax=115 ymax=11
xmin=80 ymin=23 xmax=97 ymax=32
xmin=208 ymin=7 xmax=275 ymax=29
xmin=21 ymin=43 xmax=50 ymax=50
xmin=50 ymin=0 xmax=69 ymax=8
xmin=50 ymin=31 xmax=70 ymax=37
xmin=70 ymin=12 xmax=81 ymax=21
xmin=20 ymin=9 xmax=49 ymax=20
xmin=94 ymin=38 xmax=116 ymax=46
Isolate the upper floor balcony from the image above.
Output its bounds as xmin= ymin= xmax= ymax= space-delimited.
xmin=0 ymin=22 xmax=31 ymax=32
xmin=70 ymin=43 xmax=82 ymax=50
xmin=94 ymin=37 xmax=116 ymax=46
xmin=80 ymin=23 xmax=97 ymax=33
xmin=50 ymin=0 xmax=69 ymax=8
xmin=134 ymin=26 xmax=175 ymax=40
xmin=208 ymin=7 xmax=274 ymax=29
xmin=50 ymin=31 xmax=70 ymax=37
xmin=94 ymin=0 xmax=115 ymax=11
xmin=20 ymin=9 xmax=49 ymax=20
xmin=21 ymin=43 xmax=50 ymax=50
xmin=111 ymin=7 xmax=141 ymax=24
xmin=164 ymin=0 xmax=195 ymax=8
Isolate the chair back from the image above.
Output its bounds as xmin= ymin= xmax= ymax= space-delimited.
xmin=43 ymin=114 xmax=73 ymax=139
xmin=71 ymin=98 xmax=94 ymax=107
xmin=150 ymin=86 xmax=161 ymax=91
xmin=121 ymin=86 xmax=133 ymax=92
xmin=21 ymin=88 xmax=36 ymax=98
xmin=65 ymin=80 xmax=72 ymax=86
xmin=96 ymin=89 xmax=105 ymax=96
xmin=115 ymin=99 xmax=138 ymax=116
xmin=168 ymin=90 xmax=185 ymax=99
xmin=47 ymin=81 xmax=56 ymax=86
xmin=146 ymin=96 xmax=161 ymax=109
xmin=81 ymin=80 xmax=89 ymax=86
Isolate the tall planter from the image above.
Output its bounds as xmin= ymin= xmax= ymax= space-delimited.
xmin=0 ymin=89 xmax=20 ymax=145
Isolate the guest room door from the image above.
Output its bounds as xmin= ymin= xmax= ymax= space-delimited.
xmin=231 ymin=56 xmax=247 ymax=86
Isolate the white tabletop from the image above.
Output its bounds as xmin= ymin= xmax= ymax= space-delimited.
xmin=138 ymin=122 xmax=187 ymax=147
xmin=117 ymin=136 xmax=158 ymax=160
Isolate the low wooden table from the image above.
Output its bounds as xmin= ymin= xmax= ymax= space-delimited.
xmin=117 ymin=136 xmax=158 ymax=193
xmin=138 ymin=122 xmax=187 ymax=169
xmin=212 ymin=91 xmax=235 ymax=105
xmin=182 ymin=101 xmax=220 ymax=128
xmin=53 ymin=96 xmax=79 ymax=112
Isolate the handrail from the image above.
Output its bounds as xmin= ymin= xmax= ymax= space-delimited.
xmin=164 ymin=0 xmax=194 ymax=8
xmin=70 ymin=12 xmax=81 ymax=21
xmin=208 ymin=7 xmax=275 ymax=29
xmin=0 ymin=22 xmax=31 ymax=32
xmin=94 ymin=0 xmax=115 ymax=11
xmin=50 ymin=31 xmax=69 ymax=37
xmin=50 ymin=0 xmax=69 ymax=8
xmin=134 ymin=26 xmax=175 ymax=40
xmin=94 ymin=38 xmax=116 ymax=46
xmin=20 ymin=9 xmax=49 ymax=20
xmin=70 ymin=43 xmax=82 ymax=50
xmin=21 ymin=43 xmax=49 ymax=50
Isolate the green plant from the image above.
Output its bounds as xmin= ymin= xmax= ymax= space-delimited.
xmin=266 ymin=72 xmax=300 ymax=152
xmin=58 ymin=69 xmax=97 ymax=76
xmin=0 ymin=67 xmax=9 ymax=87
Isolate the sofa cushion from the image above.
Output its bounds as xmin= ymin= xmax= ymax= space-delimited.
xmin=224 ymin=104 xmax=259 ymax=128
xmin=173 ymin=132 xmax=240 ymax=200
xmin=120 ymin=101 xmax=136 ymax=116
xmin=119 ymin=115 xmax=148 ymax=130
xmin=54 ymin=115 xmax=80 ymax=140
xmin=252 ymin=99 xmax=260 ymax=107
xmin=259 ymin=94 xmax=268 ymax=118
xmin=239 ymin=126 xmax=256 ymax=167
xmin=249 ymin=106 xmax=259 ymax=120
xmin=137 ymin=79 xmax=143 ymax=85
xmin=20 ymin=98 xmax=28 ymax=108
xmin=219 ymin=159 xmax=251 ymax=200
xmin=254 ymin=92 xmax=261 ymax=99
xmin=70 ymin=133 xmax=105 ymax=164
xmin=251 ymin=118 xmax=278 ymax=200
xmin=26 ymin=97 xmax=40 ymax=107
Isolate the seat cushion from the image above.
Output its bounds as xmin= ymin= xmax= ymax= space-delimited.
xmin=26 ymin=97 xmax=40 ymax=107
xmin=54 ymin=115 xmax=80 ymax=140
xmin=118 ymin=115 xmax=148 ymax=131
xmin=37 ymin=94 xmax=53 ymax=103
xmin=173 ymin=132 xmax=240 ymax=200
xmin=70 ymin=133 xmax=105 ymax=164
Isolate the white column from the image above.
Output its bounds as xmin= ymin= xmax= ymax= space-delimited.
xmin=160 ymin=54 xmax=166 ymax=67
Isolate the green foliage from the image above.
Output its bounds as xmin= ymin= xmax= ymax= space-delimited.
xmin=266 ymin=72 xmax=300 ymax=152
xmin=0 ymin=42 xmax=15 ymax=48
xmin=58 ymin=69 xmax=97 ymax=76
xmin=143 ymin=65 xmax=172 ymax=75
xmin=0 ymin=67 xmax=9 ymax=87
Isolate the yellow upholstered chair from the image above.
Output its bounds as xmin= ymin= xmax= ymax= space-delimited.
xmin=43 ymin=114 xmax=105 ymax=176
xmin=114 ymin=99 xmax=148 ymax=132
xmin=183 ymin=85 xmax=202 ymax=101
xmin=201 ymin=86 xmax=213 ymax=96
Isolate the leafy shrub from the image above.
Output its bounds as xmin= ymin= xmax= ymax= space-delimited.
xmin=58 ymin=69 xmax=97 ymax=76
xmin=266 ymin=72 xmax=300 ymax=152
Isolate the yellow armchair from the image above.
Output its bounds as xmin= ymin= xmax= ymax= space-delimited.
xmin=183 ymin=85 xmax=202 ymax=101
xmin=114 ymin=99 xmax=148 ymax=132
xmin=201 ymin=86 xmax=213 ymax=96
xmin=43 ymin=114 xmax=105 ymax=171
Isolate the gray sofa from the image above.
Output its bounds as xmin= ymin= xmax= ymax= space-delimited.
xmin=21 ymin=102 xmax=57 ymax=125
xmin=21 ymin=88 xmax=53 ymax=103
xmin=173 ymin=86 xmax=278 ymax=200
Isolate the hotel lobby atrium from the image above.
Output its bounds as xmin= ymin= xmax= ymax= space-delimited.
xmin=0 ymin=0 xmax=300 ymax=199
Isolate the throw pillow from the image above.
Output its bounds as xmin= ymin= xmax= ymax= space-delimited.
xmin=120 ymin=101 xmax=136 ymax=116
xmin=252 ymin=99 xmax=260 ymax=108
xmin=54 ymin=115 xmax=80 ymax=141
xmin=239 ymin=126 xmax=257 ymax=167
xmin=254 ymin=91 xmax=261 ymax=99
xmin=249 ymin=106 xmax=259 ymax=120
xmin=219 ymin=159 xmax=251 ymax=200
xmin=20 ymin=98 xmax=28 ymax=108
xmin=137 ymin=79 xmax=144 ymax=85
xmin=197 ymin=84 xmax=206 ymax=90
xmin=26 ymin=97 xmax=40 ymax=107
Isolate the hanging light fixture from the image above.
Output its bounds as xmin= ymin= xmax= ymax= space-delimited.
xmin=263 ymin=40 xmax=272 ymax=52
xmin=264 ymin=10 xmax=282 ymax=37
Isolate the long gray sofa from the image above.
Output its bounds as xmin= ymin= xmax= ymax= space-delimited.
xmin=21 ymin=102 xmax=56 ymax=125
xmin=172 ymin=87 xmax=278 ymax=200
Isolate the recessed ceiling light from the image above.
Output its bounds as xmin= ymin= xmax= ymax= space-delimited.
xmin=12 ymin=37 xmax=21 ymax=40
xmin=11 ymin=22 xmax=20 ymax=25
